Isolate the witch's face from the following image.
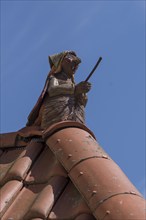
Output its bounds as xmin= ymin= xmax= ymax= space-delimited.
xmin=61 ymin=53 xmax=81 ymax=77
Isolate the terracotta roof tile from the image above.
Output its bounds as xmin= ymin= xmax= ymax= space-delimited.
xmin=44 ymin=121 xmax=146 ymax=220
xmin=69 ymin=158 xmax=141 ymax=212
xmin=0 ymin=180 xmax=23 ymax=217
xmin=0 ymin=148 xmax=25 ymax=186
xmin=75 ymin=214 xmax=96 ymax=220
xmin=24 ymin=177 xmax=68 ymax=219
xmin=94 ymin=194 xmax=146 ymax=220
xmin=30 ymin=219 xmax=43 ymax=220
xmin=0 ymin=128 xmax=96 ymax=220
xmin=0 ymin=141 xmax=43 ymax=186
xmin=0 ymin=122 xmax=145 ymax=219
xmin=25 ymin=146 xmax=67 ymax=185
xmin=0 ymin=132 xmax=18 ymax=148
xmin=48 ymin=182 xmax=91 ymax=220
xmin=44 ymin=127 xmax=109 ymax=172
xmin=2 ymin=184 xmax=46 ymax=220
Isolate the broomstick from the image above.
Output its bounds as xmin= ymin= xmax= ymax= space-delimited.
xmin=85 ymin=57 xmax=102 ymax=82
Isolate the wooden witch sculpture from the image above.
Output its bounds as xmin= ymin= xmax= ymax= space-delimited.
xmin=26 ymin=51 xmax=91 ymax=129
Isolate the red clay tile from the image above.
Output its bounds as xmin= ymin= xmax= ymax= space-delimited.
xmin=0 ymin=132 xmax=17 ymax=148
xmin=0 ymin=180 xmax=23 ymax=217
xmin=69 ymin=158 xmax=141 ymax=212
xmin=30 ymin=219 xmax=43 ymax=220
xmin=43 ymin=121 xmax=96 ymax=140
xmin=1 ymin=176 xmax=68 ymax=220
xmin=25 ymin=146 xmax=67 ymax=184
xmin=46 ymin=127 xmax=109 ymax=172
xmin=1 ymin=184 xmax=47 ymax=220
xmin=94 ymin=194 xmax=146 ymax=220
xmin=18 ymin=126 xmax=43 ymax=138
xmin=75 ymin=214 xmax=96 ymax=220
xmin=0 ymin=148 xmax=26 ymax=185
xmin=0 ymin=127 xmax=43 ymax=150
xmin=25 ymin=176 xmax=68 ymax=219
xmin=0 ymin=141 xmax=43 ymax=186
xmin=1 ymin=122 xmax=145 ymax=220
xmin=48 ymin=182 xmax=91 ymax=220
xmin=45 ymin=122 xmax=146 ymax=220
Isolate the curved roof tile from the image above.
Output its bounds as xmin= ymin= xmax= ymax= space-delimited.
xmin=0 ymin=121 xmax=145 ymax=220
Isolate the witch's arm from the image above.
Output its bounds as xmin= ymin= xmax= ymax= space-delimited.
xmin=74 ymin=81 xmax=91 ymax=107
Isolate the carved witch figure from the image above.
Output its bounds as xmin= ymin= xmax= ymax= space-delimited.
xmin=26 ymin=51 xmax=91 ymax=129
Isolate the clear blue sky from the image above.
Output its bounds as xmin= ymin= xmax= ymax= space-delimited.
xmin=1 ymin=1 xmax=145 ymax=197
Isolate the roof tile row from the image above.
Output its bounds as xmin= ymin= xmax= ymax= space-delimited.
xmin=1 ymin=122 xmax=145 ymax=219
xmin=0 ymin=128 xmax=96 ymax=220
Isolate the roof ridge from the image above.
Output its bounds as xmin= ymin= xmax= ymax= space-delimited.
xmin=43 ymin=121 xmax=146 ymax=220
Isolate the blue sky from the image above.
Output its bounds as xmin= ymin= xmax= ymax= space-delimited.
xmin=1 ymin=1 xmax=145 ymax=197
